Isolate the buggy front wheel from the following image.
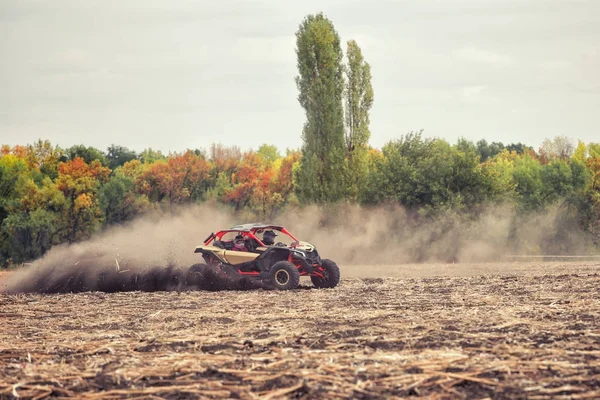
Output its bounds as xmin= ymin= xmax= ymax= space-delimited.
xmin=268 ymin=261 xmax=300 ymax=290
xmin=311 ymin=259 xmax=340 ymax=288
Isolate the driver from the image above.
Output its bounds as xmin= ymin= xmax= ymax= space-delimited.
xmin=233 ymin=234 xmax=247 ymax=251
xmin=262 ymin=230 xmax=278 ymax=246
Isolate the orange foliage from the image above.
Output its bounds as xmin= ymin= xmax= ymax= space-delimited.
xmin=74 ymin=193 xmax=93 ymax=211
xmin=524 ymin=148 xmax=539 ymax=160
xmin=136 ymin=150 xmax=211 ymax=203
xmin=224 ymin=151 xmax=262 ymax=210
xmin=0 ymin=144 xmax=30 ymax=160
xmin=273 ymin=151 xmax=301 ymax=196
xmin=210 ymin=143 xmax=242 ymax=175
xmin=533 ymin=149 xmax=548 ymax=165
xmin=53 ymin=157 xmax=109 ymax=241
xmin=57 ymin=158 xmax=110 ymax=185
xmin=223 ymin=150 xmax=300 ymax=215
xmin=10 ymin=145 xmax=28 ymax=159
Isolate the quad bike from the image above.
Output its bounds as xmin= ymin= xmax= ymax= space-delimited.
xmin=191 ymin=223 xmax=340 ymax=290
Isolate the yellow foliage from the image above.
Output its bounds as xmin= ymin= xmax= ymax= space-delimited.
xmin=573 ymin=140 xmax=587 ymax=163
xmin=74 ymin=193 xmax=93 ymax=212
xmin=119 ymin=159 xmax=149 ymax=180
xmin=482 ymin=151 xmax=517 ymax=193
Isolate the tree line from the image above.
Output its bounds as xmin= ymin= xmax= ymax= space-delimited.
xmin=1 ymin=12 xmax=599 ymax=267
xmin=2 ymin=132 xmax=599 ymax=267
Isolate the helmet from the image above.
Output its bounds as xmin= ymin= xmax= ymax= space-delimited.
xmin=262 ymin=230 xmax=277 ymax=246
xmin=234 ymin=234 xmax=246 ymax=251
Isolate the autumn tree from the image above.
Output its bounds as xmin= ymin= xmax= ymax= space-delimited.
xmin=0 ymin=152 xmax=67 ymax=264
xmin=223 ymin=151 xmax=262 ymax=212
xmin=572 ymin=140 xmax=588 ymax=163
xmin=175 ymin=150 xmax=212 ymax=201
xmin=139 ymin=148 xmax=166 ymax=164
xmin=588 ymin=143 xmax=600 ymax=158
xmin=253 ymin=150 xmax=302 ymax=219
xmin=272 ymin=150 xmax=302 ymax=207
xmin=221 ymin=149 xmax=301 ymax=219
xmin=344 ymin=39 xmax=374 ymax=201
xmin=539 ymin=135 xmax=576 ymax=162
xmin=136 ymin=150 xmax=211 ymax=210
xmin=66 ymin=144 xmax=108 ymax=166
xmin=55 ymin=157 xmax=111 ymax=241
xmin=25 ymin=139 xmax=65 ymax=179
xmin=578 ymin=156 xmax=600 ymax=238
xmin=257 ymin=144 xmax=281 ymax=166
xmin=208 ymin=144 xmax=240 ymax=179
xmin=0 ymin=177 xmax=66 ymax=264
xmin=479 ymin=149 xmax=519 ymax=204
xmin=293 ymin=13 xmax=347 ymax=203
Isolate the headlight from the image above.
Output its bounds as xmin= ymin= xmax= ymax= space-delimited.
xmin=292 ymin=250 xmax=306 ymax=258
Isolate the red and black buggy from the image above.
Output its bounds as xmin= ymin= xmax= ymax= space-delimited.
xmin=193 ymin=223 xmax=340 ymax=290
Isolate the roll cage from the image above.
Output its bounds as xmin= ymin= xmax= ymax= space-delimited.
xmin=203 ymin=224 xmax=300 ymax=249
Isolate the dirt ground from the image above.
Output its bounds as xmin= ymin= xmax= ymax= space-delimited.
xmin=1 ymin=262 xmax=599 ymax=399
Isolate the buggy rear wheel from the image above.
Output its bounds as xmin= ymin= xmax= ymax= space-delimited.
xmin=311 ymin=259 xmax=340 ymax=288
xmin=186 ymin=262 xmax=233 ymax=284
xmin=268 ymin=261 xmax=300 ymax=290
xmin=185 ymin=263 xmax=207 ymax=286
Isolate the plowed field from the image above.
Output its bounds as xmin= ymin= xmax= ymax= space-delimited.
xmin=1 ymin=262 xmax=599 ymax=399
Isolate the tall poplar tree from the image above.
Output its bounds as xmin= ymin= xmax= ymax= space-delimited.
xmin=344 ymin=39 xmax=374 ymax=200
xmin=293 ymin=13 xmax=347 ymax=203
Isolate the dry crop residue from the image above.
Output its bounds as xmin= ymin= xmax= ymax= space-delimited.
xmin=1 ymin=265 xmax=599 ymax=399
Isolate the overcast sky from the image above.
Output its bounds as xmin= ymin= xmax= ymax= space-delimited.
xmin=1 ymin=0 xmax=599 ymax=154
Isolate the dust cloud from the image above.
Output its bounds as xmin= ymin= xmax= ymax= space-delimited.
xmin=0 ymin=204 xmax=265 ymax=294
xmin=1 ymin=201 xmax=596 ymax=294
xmin=283 ymin=202 xmax=597 ymax=265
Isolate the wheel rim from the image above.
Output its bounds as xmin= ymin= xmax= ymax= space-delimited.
xmin=275 ymin=269 xmax=290 ymax=285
